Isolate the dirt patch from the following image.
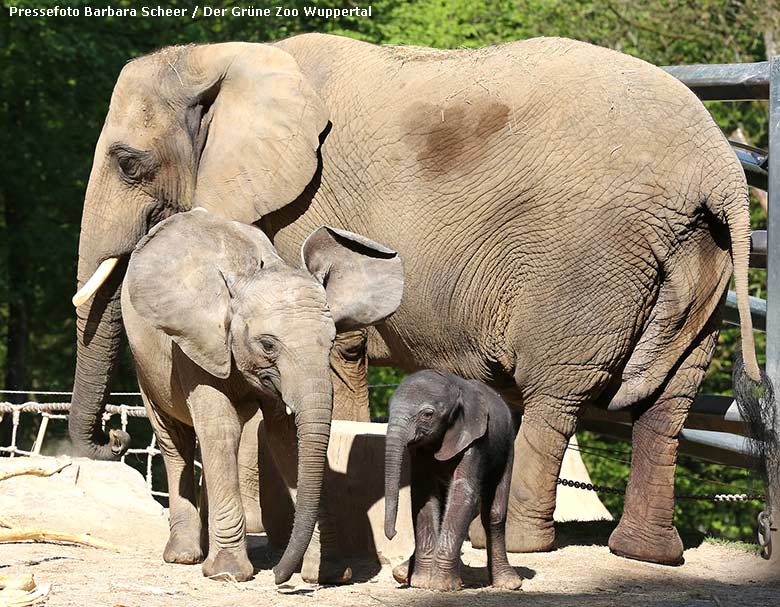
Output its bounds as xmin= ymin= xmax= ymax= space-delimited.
xmin=1 ymin=531 xmax=778 ymax=607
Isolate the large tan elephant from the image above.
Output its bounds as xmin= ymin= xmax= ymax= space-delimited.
xmin=71 ymin=33 xmax=764 ymax=574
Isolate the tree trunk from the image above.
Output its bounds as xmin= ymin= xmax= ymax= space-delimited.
xmin=1 ymin=179 xmax=29 ymax=451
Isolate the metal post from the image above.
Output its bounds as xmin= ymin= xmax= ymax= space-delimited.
xmin=766 ymin=55 xmax=780 ymax=563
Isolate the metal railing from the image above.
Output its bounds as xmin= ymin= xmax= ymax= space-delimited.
xmin=666 ymin=58 xmax=778 ymax=558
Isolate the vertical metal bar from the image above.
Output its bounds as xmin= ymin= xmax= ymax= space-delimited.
xmin=32 ymin=414 xmax=49 ymax=455
xmin=147 ymin=433 xmax=156 ymax=493
xmin=120 ymin=405 xmax=128 ymax=465
xmin=766 ymin=55 xmax=780 ymax=563
xmin=10 ymin=409 xmax=19 ymax=457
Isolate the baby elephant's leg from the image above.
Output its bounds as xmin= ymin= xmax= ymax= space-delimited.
xmin=405 ymin=456 xmax=441 ymax=589
xmin=143 ymin=394 xmax=202 ymax=564
xmin=429 ymin=471 xmax=479 ymax=591
xmin=190 ymin=386 xmax=253 ymax=582
xmin=483 ymin=450 xmax=523 ymax=590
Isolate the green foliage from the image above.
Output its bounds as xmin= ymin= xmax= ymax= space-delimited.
xmin=368 ymin=366 xmax=407 ymax=418
xmin=1 ymin=0 xmax=775 ymax=542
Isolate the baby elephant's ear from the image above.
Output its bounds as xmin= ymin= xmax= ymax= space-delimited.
xmin=435 ymin=389 xmax=489 ymax=461
xmin=301 ymin=227 xmax=404 ymax=331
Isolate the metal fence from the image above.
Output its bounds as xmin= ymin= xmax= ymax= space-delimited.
xmin=662 ymin=57 xmax=779 ymax=558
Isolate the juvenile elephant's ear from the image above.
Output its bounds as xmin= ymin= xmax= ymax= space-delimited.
xmin=301 ymin=227 xmax=404 ymax=331
xmin=185 ymin=43 xmax=329 ymax=224
xmin=435 ymin=389 xmax=489 ymax=461
xmin=127 ymin=210 xmax=271 ymax=379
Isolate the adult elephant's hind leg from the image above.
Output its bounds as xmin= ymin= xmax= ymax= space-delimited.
xmin=608 ymin=319 xmax=719 ymax=565
xmin=502 ymin=397 xmax=581 ymax=552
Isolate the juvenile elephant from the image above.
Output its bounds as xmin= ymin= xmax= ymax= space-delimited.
xmin=120 ymin=209 xmax=403 ymax=583
xmin=70 ymin=34 xmax=767 ymax=569
xmin=384 ymin=371 xmax=522 ymax=592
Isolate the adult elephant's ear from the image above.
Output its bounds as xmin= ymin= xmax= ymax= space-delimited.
xmin=186 ymin=43 xmax=329 ymax=223
xmin=302 ymin=227 xmax=404 ymax=332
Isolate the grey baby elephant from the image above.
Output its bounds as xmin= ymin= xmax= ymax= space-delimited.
xmin=384 ymin=370 xmax=522 ymax=591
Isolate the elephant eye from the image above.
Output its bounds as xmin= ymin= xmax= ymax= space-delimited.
xmin=420 ymin=409 xmax=434 ymax=421
xmin=118 ymin=155 xmax=142 ymax=181
xmin=110 ymin=143 xmax=157 ymax=184
xmin=258 ymin=336 xmax=277 ymax=356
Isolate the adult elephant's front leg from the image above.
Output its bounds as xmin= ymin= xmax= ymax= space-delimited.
xmin=609 ymin=320 xmax=720 ymax=565
xmin=238 ymin=408 xmax=263 ymax=534
xmin=496 ymin=400 xmax=579 ymax=552
xmin=330 ymin=329 xmax=370 ymax=421
xmin=189 ymin=385 xmax=254 ymax=581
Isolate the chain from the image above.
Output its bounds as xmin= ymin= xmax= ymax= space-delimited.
xmin=556 ymin=478 xmax=765 ymax=502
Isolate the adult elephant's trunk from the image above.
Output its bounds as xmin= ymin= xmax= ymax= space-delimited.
xmin=273 ymin=377 xmax=333 ymax=584
xmin=384 ymin=417 xmax=409 ymax=540
xmin=69 ymin=251 xmax=131 ymax=460
xmin=68 ymin=162 xmax=153 ymax=460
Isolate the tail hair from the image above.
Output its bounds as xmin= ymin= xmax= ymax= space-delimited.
xmin=733 ymin=346 xmax=779 ymax=494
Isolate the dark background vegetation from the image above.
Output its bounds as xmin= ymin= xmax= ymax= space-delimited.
xmin=1 ymin=0 xmax=778 ymax=543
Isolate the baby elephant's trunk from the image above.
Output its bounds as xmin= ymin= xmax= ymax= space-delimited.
xmin=384 ymin=419 xmax=408 ymax=540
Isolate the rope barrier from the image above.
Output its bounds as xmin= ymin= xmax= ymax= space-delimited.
xmin=0 ymin=402 xmax=146 ymax=415
xmin=0 ymin=390 xmax=143 ymax=397
xmin=0 ymin=400 xmax=162 ymax=492
xmin=1 ymin=398 xmax=764 ymax=504
xmin=0 ymin=384 xmax=401 ymax=397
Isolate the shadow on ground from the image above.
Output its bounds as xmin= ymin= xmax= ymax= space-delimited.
xmin=555 ymin=520 xmax=706 ymax=551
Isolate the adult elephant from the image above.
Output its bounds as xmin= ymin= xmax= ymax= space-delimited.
xmin=71 ymin=34 xmax=764 ymax=568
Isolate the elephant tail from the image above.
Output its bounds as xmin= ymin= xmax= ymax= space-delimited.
xmin=718 ymin=184 xmax=760 ymax=381
xmin=716 ymin=180 xmax=778 ymax=495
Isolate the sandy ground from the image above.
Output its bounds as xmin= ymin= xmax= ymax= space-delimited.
xmin=2 ymin=528 xmax=779 ymax=607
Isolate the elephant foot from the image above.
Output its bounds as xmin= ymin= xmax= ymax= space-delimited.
xmin=163 ymin=531 xmax=204 ymax=564
xmin=480 ymin=517 xmax=553 ymax=553
xmin=491 ymin=568 xmax=523 ymax=590
xmin=202 ymin=547 xmax=254 ymax=582
xmin=243 ymin=501 xmax=264 ymax=535
xmin=301 ymin=553 xmax=352 ymax=585
xmin=426 ymin=571 xmax=462 ymax=592
xmin=409 ymin=569 xmax=433 ymax=590
xmin=608 ymin=518 xmax=684 ymax=566
xmin=392 ymin=559 xmax=411 ymax=585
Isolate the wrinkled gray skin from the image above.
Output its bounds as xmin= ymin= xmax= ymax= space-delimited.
xmin=120 ymin=209 xmax=403 ymax=583
xmin=384 ymin=370 xmax=522 ymax=592
xmin=72 ymin=33 xmax=760 ymax=572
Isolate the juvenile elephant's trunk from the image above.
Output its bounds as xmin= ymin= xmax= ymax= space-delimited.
xmin=273 ymin=378 xmax=333 ymax=585
xmin=69 ymin=252 xmax=130 ymax=460
xmin=384 ymin=418 xmax=409 ymax=540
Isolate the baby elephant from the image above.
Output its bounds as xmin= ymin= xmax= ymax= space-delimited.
xmin=384 ymin=370 xmax=522 ymax=591
xmin=122 ymin=209 xmax=403 ymax=584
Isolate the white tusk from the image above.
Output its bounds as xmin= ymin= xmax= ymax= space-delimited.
xmin=72 ymin=257 xmax=120 ymax=308
xmin=286 ymin=406 xmax=293 ymax=416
